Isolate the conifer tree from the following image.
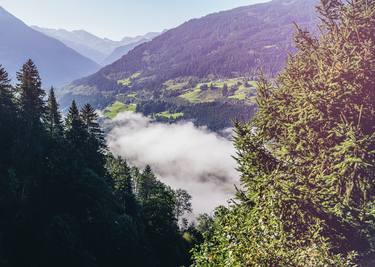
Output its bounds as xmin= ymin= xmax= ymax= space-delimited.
xmin=0 ymin=63 xmax=194 ymax=266
xmin=137 ymin=165 xmax=158 ymax=201
xmin=65 ymin=100 xmax=80 ymax=129
xmin=80 ymin=103 xmax=105 ymax=151
xmin=0 ymin=65 xmax=16 ymax=171
xmin=0 ymin=65 xmax=14 ymax=115
xmin=80 ymin=103 xmax=106 ymax=175
xmin=45 ymin=87 xmax=63 ymax=138
xmin=106 ymin=156 xmax=137 ymax=216
xmin=16 ymin=59 xmax=45 ymax=127
xmin=13 ymin=60 xmax=47 ymax=201
xmin=65 ymin=101 xmax=88 ymax=156
xmin=194 ymin=0 xmax=375 ymax=265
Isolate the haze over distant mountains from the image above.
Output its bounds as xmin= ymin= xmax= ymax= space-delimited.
xmin=32 ymin=26 xmax=161 ymax=65
xmin=102 ymin=32 xmax=162 ymax=66
xmin=0 ymin=6 xmax=100 ymax=87
xmin=60 ymin=0 xmax=318 ymax=130
xmin=70 ymin=0 xmax=317 ymax=92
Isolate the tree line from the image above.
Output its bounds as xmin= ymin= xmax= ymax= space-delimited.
xmin=0 ymin=60 xmax=201 ymax=267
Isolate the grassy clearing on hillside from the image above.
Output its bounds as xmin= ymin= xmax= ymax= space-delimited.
xmin=118 ymin=72 xmax=142 ymax=86
xmin=155 ymin=111 xmax=184 ymax=120
xmin=180 ymin=88 xmax=201 ymax=103
xmin=163 ymin=80 xmax=190 ymax=91
xmin=104 ymin=101 xmax=137 ymax=119
xmin=178 ymin=78 xmax=257 ymax=103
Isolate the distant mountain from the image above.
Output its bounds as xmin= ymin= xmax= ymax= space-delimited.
xmin=32 ymin=26 xmax=161 ymax=64
xmin=120 ymin=32 xmax=162 ymax=46
xmin=62 ymin=0 xmax=319 ymax=130
xmin=31 ymin=26 xmax=115 ymax=63
xmin=68 ymin=0 xmax=317 ymax=91
xmin=0 ymin=7 xmax=100 ymax=87
xmin=102 ymin=38 xmax=149 ymax=66
xmin=102 ymin=32 xmax=161 ymax=65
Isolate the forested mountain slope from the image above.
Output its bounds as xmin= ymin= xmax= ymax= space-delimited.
xmin=102 ymin=37 xmax=156 ymax=66
xmin=73 ymin=0 xmax=317 ymax=88
xmin=0 ymin=61 xmax=198 ymax=267
xmin=0 ymin=7 xmax=100 ymax=86
xmin=62 ymin=0 xmax=318 ymax=130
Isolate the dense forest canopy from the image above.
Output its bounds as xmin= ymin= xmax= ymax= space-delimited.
xmin=70 ymin=0 xmax=317 ymax=91
xmin=1 ymin=0 xmax=375 ymax=266
xmin=193 ymin=0 xmax=375 ymax=265
xmin=0 ymin=60 xmax=203 ymax=267
xmin=0 ymin=7 xmax=99 ymax=87
xmin=60 ymin=0 xmax=318 ymax=131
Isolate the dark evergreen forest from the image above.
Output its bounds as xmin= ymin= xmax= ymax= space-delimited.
xmin=0 ymin=60 xmax=201 ymax=267
xmin=1 ymin=1 xmax=375 ymax=266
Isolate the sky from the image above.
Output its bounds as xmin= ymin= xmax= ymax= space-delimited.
xmin=0 ymin=0 xmax=268 ymax=40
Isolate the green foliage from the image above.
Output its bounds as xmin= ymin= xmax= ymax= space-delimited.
xmin=174 ymin=189 xmax=193 ymax=222
xmin=104 ymin=101 xmax=137 ymax=118
xmin=0 ymin=65 xmax=16 ymax=172
xmin=180 ymin=87 xmax=202 ymax=103
xmin=68 ymin=0 xmax=317 ymax=100
xmin=117 ymin=72 xmax=141 ymax=86
xmin=0 ymin=61 xmax=196 ymax=267
xmin=193 ymin=0 xmax=375 ymax=265
xmin=45 ymin=87 xmax=63 ymax=138
xmin=136 ymin=100 xmax=256 ymax=131
xmin=155 ymin=111 xmax=184 ymax=120
xmin=16 ymin=59 xmax=45 ymax=125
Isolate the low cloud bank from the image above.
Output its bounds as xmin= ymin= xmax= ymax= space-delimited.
xmin=106 ymin=112 xmax=239 ymax=215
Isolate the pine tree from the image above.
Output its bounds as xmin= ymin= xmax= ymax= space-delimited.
xmin=16 ymin=59 xmax=45 ymax=127
xmin=0 ymin=65 xmax=14 ymax=115
xmin=45 ymin=87 xmax=63 ymax=138
xmin=0 ymin=65 xmax=16 ymax=170
xmin=80 ymin=103 xmax=106 ymax=175
xmin=80 ymin=103 xmax=105 ymax=151
xmin=65 ymin=100 xmax=80 ymax=129
xmin=136 ymin=165 xmax=158 ymax=201
xmin=106 ymin=156 xmax=137 ymax=216
xmin=13 ymin=60 xmax=47 ymax=201
xmin=194 ymin=0 xmax=375 ymax=265
xmin=65 ymin=101 xmax=88 ymax=153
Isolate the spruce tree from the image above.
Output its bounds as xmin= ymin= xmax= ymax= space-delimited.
xmin=106 ymin=156 xmax=137 ymax=216
xmin=194 ymin=0 xmax=375 ymax=265
xmin=65 ymin=100 xmax=80 ymax=129
xmin=45 ymin=87 xmax=63 ymax=138
xmin=65 ymin=101 xmax=88 ymax=159
xmin=16 ymin=59 xmax=45 ymax=127
xmin=0 ymin=65 xmax=16 ymax=171
xmin=13 ymin=60 xmax=47 ymax=201
xmin=0 ymin=65 xmax=14 ymax=115
xmin=80 ymin=103 xmax=105 ymax=151
xmin=80 ymin=103 xmax=106 ymax=175
xmin=136 ymin=165 xmax=158 ymax=201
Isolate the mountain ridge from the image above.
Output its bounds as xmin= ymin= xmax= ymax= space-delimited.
xmin=67 ymin=0 xmax=318 ymax=93
xmin=0 ymin=6 xmax=100 ymax=87
xmin=61 ymin=0 xmax=319 ymax=130
xmin=32 ymin=26 xmax=161 ymax=64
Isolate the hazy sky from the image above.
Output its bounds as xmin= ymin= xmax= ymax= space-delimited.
xmin=0 ymin=0 xmax=269 ymax=40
